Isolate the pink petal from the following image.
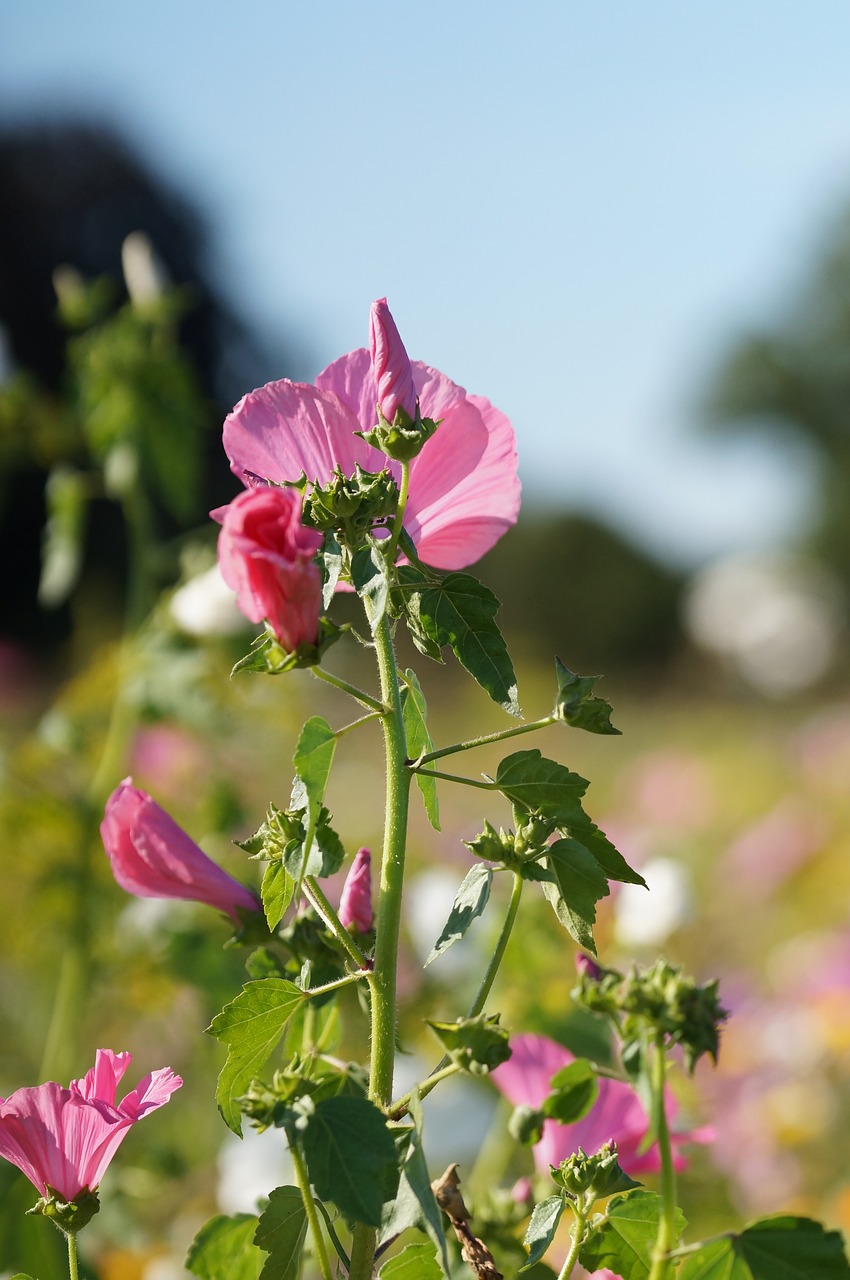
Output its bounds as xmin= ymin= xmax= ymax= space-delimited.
xmin=116 ymin=1067 xmax=184 ymax=1121
xmin=71 ymin=1049 xmax=132 ymax=1106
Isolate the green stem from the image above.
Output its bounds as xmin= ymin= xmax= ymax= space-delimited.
xmin=388 ymin=1062 xmax=462 ymax=1119
xmin=303 ymin=877 xmax=372 ymax=968
xmin=312 ymin=666 xmax=385 ymax=712
xmin=305 ymin=971 xmax=369 ymax=1000
xmin=67 ymin=1231 xmax=80 ymax=1280
xmin=290 ymin=1141 xmax=334 ymax=1280
xmin=416 ymin=717 xmax=555 ymax=766
xmin=336 ymin=711 xmax=383 ymax=738
xmin=407 ymin=767 xmax=499 ymax=791
xmin=557 ymin=1203 xmax=586 ymax=1280
xmin=467 ymin=872 xmax=523 ymax=1018
xmin=385 ymin=460 xmax=411 ymax=566
xmin=349 ymin=610 xmax=411 ymax=1280
xmin=647 ymin=1037 xmax=679 ymax=1280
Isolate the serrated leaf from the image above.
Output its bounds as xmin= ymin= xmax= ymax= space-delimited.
xmin=186 ymin=1212 xmax=263 ymax=1280
xmin=425 ymin=865 xmax=492 ymax=965
xmin=294 ymin=717 xmax=336 ymax=809
xmin=400 ymin=569 xmax=519 ymax=714
xmin=352 ymin=543 xmax=389 ymax=630
xmin=396 ymin=566 xmax=445 ymax=662
xmin=495 ymin=751 xmax=589 ymax=823
xmin=522 ymin=1196 xmax=565 ymax=1271
xmin=543 ymin=1059 xmax=599 ymax=1124
xmin=568 ymin=819 xmax=646 ymax=887
xmin=579 ymin=1190 xmax=685 ymax=1280
xmin=299 ymin=1095 xmax=399 ymax=1227
xmin=379 ymin=1242 xmax=443 ymax=1280
xmin=231 ymin=632 xmax=300 ymax=677
xmin=540 ymin=839 xmax=610 ymax=952
xmin=427 ymin=1012 xmax=512 ymax=1075
xmin=402 ymin=669 xmax=440 ymax=831
xmin=380 ymin=1093 xmax=451 ymax=1276
xmin=208 ymin=979 xmax=306 ymax=1134
xmin=677 ymin=1215 xmax=850 ymax=1280
xmin=261 ymin=862 xmax=294 ymax=930
xmin=253 ymin=1186 xmax=308 ymax=1280
xmin=553 ymin=659 xmax=620 ymax=735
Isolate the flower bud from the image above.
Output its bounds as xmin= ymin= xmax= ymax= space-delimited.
xmin=338 ymin=847 xmax=373 ymax=932
xmin=576 ymin=952 xmax=603 ymax=981
xmin=214 ymin=486 xmax=323 ymax=652
xmin=369 ymin=297 xmax=417 ymax=424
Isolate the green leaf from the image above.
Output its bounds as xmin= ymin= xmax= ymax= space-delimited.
xmin=379 ymin=1243 xmax=443 ymax=1280
xmin=399 ymin=569 xmax=519 ymax=714
xmin=579 ymin=1190 xmax=685 ymax=1280
xmin=677 ymin=1215 xmax=850 ymax=1280
xmin=543 ymin=1059 xmax=599 ymax=1124
xmin=567 ymin=818 xmax=646 ymax=887
xmin=427 ymin=1012 xmax=512 ymax=1075
xmin=380 ymin=1093 xmax=451 ymax=1277
xmin=540 ymin=839 xmax=610 ymax=952
xmin=260 ymin=862 xmax=294 ymax=930
xmin=294 ymin=717 xmax=336 ymax=810
xmin=320 ymin=532 xmax=343 ymax=608
xmin=495 ymin=751 xmax=589 ymax=825
xmin=402 ymin=669 xmax=440 ymax=831
xmin=351 ymin=543 xmax=389 ymax=630
xmin=10 ymin=1274 xmax=38 ymax=1280
xmin=208 ymin=979 xmax=306 ymax=1134
xmin=522 ymin=1196 xmax=565 ymax=1271
xmin=186 ymin=1213 xmax=263 ymax=1280
xmin=425 ymin=865 xmax=492 ymax=965
xmin=553 ymin=659 xmax=620 ymax=735
xmin=298 ymin=1095 xmax=399 ymax=1227
xmin=253 ymin=1186 xmax=308 ymax=1280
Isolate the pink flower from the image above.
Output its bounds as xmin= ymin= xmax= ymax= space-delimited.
xmin=214 ymin=486 xmax=323 ymax=650
xmin=369 ymin=297 xmax=417 ymax=423
xmin=0 ymin=1049 xmax=182 ymax=1202
xmin=222 ymin=300 xmax=520 ymax=571
xmin=491 ymin=1034 xmax=708 ymax=1177
xmin=101 ymin=779 xmax=261 ymax=922
xmin=338 ymin=848 xmax=373 ymax=932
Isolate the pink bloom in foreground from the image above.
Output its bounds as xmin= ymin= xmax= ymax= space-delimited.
xmin=491 ymin=1033 xmax=709 ymax=1176
xmin=338 ymin=847 xmax=373 ymax=932
xmin=214 ymin=485 xmax=323 ymax=650
xmin=102 ymin=779 xmax=261 ymax=922
xmin=369 ymin=297 xmax=417 ymax=423
xmin=223 ymin=299 xmax=520 ymax=571
xmin=0 ymin=1049 xmax=181 ymax=1201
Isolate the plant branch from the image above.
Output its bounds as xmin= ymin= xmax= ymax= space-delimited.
xmin=311 ymin=666 xmax=385 ymax=712
xmin=415 ymin=716 xmax=554 ymax=766
xmin=290 ymin=1141 xmax=334 ymax=1280
xmin=302 ymin=877 xmax=372 ymax=968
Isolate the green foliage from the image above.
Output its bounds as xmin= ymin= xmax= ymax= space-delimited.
xmin=293 ymin=717 xmax=337 ymax=809
xmin=540 ymin=838 xmax=610 ymax=953
xmin=427 ymin=1013 xmax=512 ymax=1075
xmin=401 ymin=669 xmax=441 ymax=830
xmin=396 ymin=567 xmax=520 ymax=715
xmin=351 ymin=543 xmax=390 ymax=629
xmin=296 ymin=1095 xmax=399 ymax=1226
xmin=425 ymin=865 xmax=493 ymax=965
xmin=550 ymin=1142 xmax=640 ymax=1201
xmin=579 ymin=1190 xmax=686 ymax=1280
xmin=522 ymin=1196 xmax=565 ymax=1271
xmin=542 ymin=1058 xmax=599 ymax=1125
xmin=207 ymin=979 xmax=306 ymax=1134
xmin=677 ymin=1216 xmax=850 ymax=1280
xmin=186 ymin=1213 xmax=263 ymax=1280
xmin=260 ymin=862 xmax=295 ymax=931
xmin=253 ymin=1186 xmax=308 ymax=1280
xmin=380 ymin=1095 xmax=451 ymax=1275
xmin=378 ymin=1241 xmax=443 ymax=1280
xmin=553 ymin=659 xmax=619 ymax=735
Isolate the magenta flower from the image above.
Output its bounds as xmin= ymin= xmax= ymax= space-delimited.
xmin=0 ymin=1049 xmax=181 ymax=1203
xmin=102 ymin=779 xmax=261 ymax=922
xmin=369 ymin=297 xmax=417 ymax=423
xmin=491 ymin=1033 xmax=708 ymax=1176
xmin=338 ymin=847 xmax=373 ymax=933
xmin=222 ymin=300 xmax=520 ymax=571
xmin=214 ymin=485 xmax=323 ymax=650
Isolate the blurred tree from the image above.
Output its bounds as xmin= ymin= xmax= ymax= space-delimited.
xmin=705 ymin=205 xmax=850 ymax=585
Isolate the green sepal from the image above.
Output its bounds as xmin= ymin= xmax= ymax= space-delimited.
xmin=425 ymin=864 xmax=492 ymax=966
xmin=553 ymin=659 xmax=620 ymax=735
xmin=540 ymin=839 xmax=610 ymax=953
xmin=579 ymin=1190 xmax=685 ymax=1280
xmin=379 ymin=1242 xmax=443 ymax=1280
xmin=521 ymin=1196 xmax=565 ymax=1272
xmin=543 ymin=1059 xmax=599 ymax=1125
xmin=207 ymin=978 xmax=306 ymax=1134
xmin=27 ymin=1186 xmax=100 ymax=1236
xmin=358 ymin=407 xmax=439 ymax=463
xmin=402 ymin=669 xmax=441 ymax=830
xmin=508 ymin=1104 xmax=546 ymax=1146
xmin=395 ymin=567 xmax=520 ymax=714
xmin=550 ymin=1142 xmax=640 ymax=1201
xmin=230 ymin=619 xmax=344 ymax=676
xmin=253 ymin=1186 xmax=308 ymax=1280
xmin=301 ymin=464 xmax=399 ymax=539
xmin=676 ymin=1214 xmax=850 ymax=1280
xmin=186 ymin=1212 xmax=263 ymax=1280
xmin=427 ymin=1012 xmax=512 ymax=1075
xmin=294 ymin=1094 xmax=399 ymax=1227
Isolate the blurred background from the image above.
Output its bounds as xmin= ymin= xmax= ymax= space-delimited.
xmin=3 ymin=2 xmax=850 ymax=1276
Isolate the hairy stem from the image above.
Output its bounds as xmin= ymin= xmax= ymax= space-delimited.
xmin=67 ymin=1231 xmax=79 ymax=1280
xmin=416 ymin=716 xmax=555 ymax=766
xmin=557 ymin=1203 xmax=587 ymax=1280
xmin=647 ymin=1037 xmax=679 ymax=1280
xmin=303 ymin=877 xmax=372 ymax=968
xmin=385 ymin=460 xmax=411 ymax=565
xmin=312 ymin=666 xmax=385 ymax=712
xmin=290 ymin=1141 xmax=334 ymax=1280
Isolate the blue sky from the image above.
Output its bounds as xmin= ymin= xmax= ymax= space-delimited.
xmin=4 ymin=0 xmax=850 ymax=564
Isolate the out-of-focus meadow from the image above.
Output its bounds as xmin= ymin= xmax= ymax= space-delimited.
xmin=2 ymin=114 xmax=850 ymax=1279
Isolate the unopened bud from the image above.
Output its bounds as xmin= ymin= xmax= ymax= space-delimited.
xmin=339 ymin=848 xmax=373 ymax=932
xmin=369 ymin=297 xmax=417 ymax=424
